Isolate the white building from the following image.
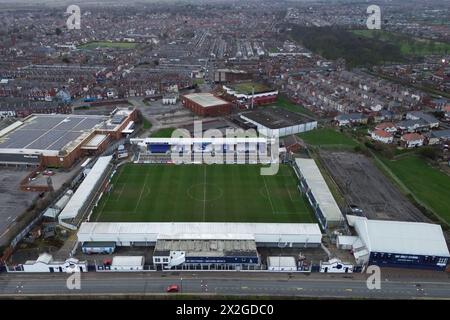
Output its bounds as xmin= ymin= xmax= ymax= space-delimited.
xmin=401 ymin=133 xmax=424 ymax=148
xmin=20 ymin=253 xmax=87 ymax=273
xmin=267 ymin=256 xmax=297 ymax=272
xmin=162 ymin=95 xmax=177 ymax=105
xmin=109 ymin=256 xmax=145 ymax=272
xmin=371 ymin=129 xmax=393 ymax=144
xmin=319 ymin=258 xmax=353 ymax=273
xmin=239 ymin=107 xmax=317 ymax=137
xmin=294 ymin=158 xmax=344 ymax=229
xmin=346 ymin=215 xmax=450 ymax=271
xmin=77 ymin=222 xmax=322 ymax=248
xmin=59 ymin=155 xmax=112 ymax=230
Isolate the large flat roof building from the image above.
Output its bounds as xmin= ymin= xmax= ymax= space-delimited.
xmin=0 ymin=108 xmax=136 ymax=168
xmin=346 ymin=215 xmax=449 ymax=271
xmin=181 ymin=93 xmax=231 ymax=117
xmin=240 ymin=107 xmax=317 ymax=137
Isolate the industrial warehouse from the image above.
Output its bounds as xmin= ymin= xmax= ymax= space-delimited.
xmin=181 ymin=92 xmax=232 ymax=116
xmin=240 ymin=106 xmax=318 ymax=137
xmin=341 ymin=216 xmax=450 ymax=271
xmin=0 ymin=108 xmax=136 ymax=168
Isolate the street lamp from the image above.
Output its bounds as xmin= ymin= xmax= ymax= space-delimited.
xmin=180 ymin=277 xmax=183 ymax=293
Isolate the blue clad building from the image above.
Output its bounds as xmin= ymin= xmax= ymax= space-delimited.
xmin=347 ymin=215 xmax=450 ymax=271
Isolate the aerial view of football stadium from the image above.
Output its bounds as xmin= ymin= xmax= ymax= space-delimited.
xmin=0 ymin=0 xmax=449 ymax=310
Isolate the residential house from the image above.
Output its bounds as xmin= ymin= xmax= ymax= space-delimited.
xmin=396 ymin=119 xmax=430 ymax=133
xmin=427 ymin=129 xmax=450 ymax=145
xmin=371 ymin=129 xmax=394 ymax=144
xmin=401 ymin=133 xmax=425 ymax=148
xmin=444 ymin=106 xmax=450 ymax=122
xmin=334 ymin=113 xmax=368 ymax=126
xmin=375 ymin=122 xmax=397 ymax=133
xmin=431 ymin=98 xmax=449 ymax=110
xmin=406 ymin=111 xmax=439 ymax=129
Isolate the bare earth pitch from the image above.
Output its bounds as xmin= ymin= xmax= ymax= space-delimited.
xmin=91 ymin=164 xmax=315 ymax=223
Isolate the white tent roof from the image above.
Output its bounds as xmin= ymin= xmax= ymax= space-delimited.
xmin=78 ymin=222 xmax=322 ymax=244
xmin=295 ymin=158 xmax=343 ymax=223
xmin=59 ymin=156 xmax=112 ymax=221
xmin=267 ymin=256 xmax=296 ymax=267
xmin=347 ymin=215 xmax=450 ymax=257
xmin=112 ymin=256 xmax=144 ymax=267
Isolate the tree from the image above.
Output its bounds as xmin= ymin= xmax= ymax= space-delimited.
xmin=62 ymin=56 xmax=71 ymax=64
xmin=419 ymin=146 xmax=439 ymax=161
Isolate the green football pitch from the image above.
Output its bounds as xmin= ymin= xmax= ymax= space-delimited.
xmin=91 ymin=164 xmax=315 ymax=223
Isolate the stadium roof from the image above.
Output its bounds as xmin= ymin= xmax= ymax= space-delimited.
xmin=155 ymin=239 xmax=258 ymax=257
xmin=59 ymin=156 xmax=112 ymax=227
xmin=295 ymin=158 xmax=343 ymax=223
xmin=347 ymin=215 xmax=450 ymax=257
xmin=78 ymin=222 xmax=322 ymax=244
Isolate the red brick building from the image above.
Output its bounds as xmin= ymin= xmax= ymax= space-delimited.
xmin=181 ymin=93 xmax=231 ymax=117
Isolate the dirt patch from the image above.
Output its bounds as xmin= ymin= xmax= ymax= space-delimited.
xmin=319 ymin=151 xmax=429 ymax=222
xmin=0 ymin=168 xmax=39 ymax=247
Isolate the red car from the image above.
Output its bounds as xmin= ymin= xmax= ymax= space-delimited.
xmin=166 ymin=285 xmax=180 ymax=293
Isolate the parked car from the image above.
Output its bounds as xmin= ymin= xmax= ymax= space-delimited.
xmin=166 ymin=285 xmax=179 ymax=293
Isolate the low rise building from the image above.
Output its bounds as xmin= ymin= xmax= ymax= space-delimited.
xmin=401 ymin=133 xmax=425 ymax=148
xmin=371 ymin=129 xmax=393 ymax=144
xmin=181 ymin=93 xmax=231 ymax=116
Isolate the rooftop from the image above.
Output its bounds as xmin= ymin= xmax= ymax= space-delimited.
xmin=78 ymin=222 xmax=322 ymax=241
xmin=183 ymin=93 xmax=229 ymax=108
xmin=295 ymin=158 xmax=344 ymax=223
xmin=347 ymin=215 xmax=450 ymax=257
xmin=154 ymin=239 xmax=258 ymax=257
xmin=241 ymin=106 xmax=313 ymax=129
xmin=373 ymin=129 xmax=393 ymax=138
xmin=401 ymin=133 xmax=424 ymax=141
xmin=0 ymin=114 xmax=106 ymax=154
xmin=229 ymin=82 xmax=271 ymax=95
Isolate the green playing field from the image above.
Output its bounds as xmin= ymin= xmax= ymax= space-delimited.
xmin=91 ymin=164 xmax=315 ymax=223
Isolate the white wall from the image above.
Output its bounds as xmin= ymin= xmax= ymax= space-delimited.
xmin=22 ymin=261 xmax=87 ymax=273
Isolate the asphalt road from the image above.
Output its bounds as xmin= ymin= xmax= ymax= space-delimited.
xmin=1 ymin=272 xmax=449 ymax=299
